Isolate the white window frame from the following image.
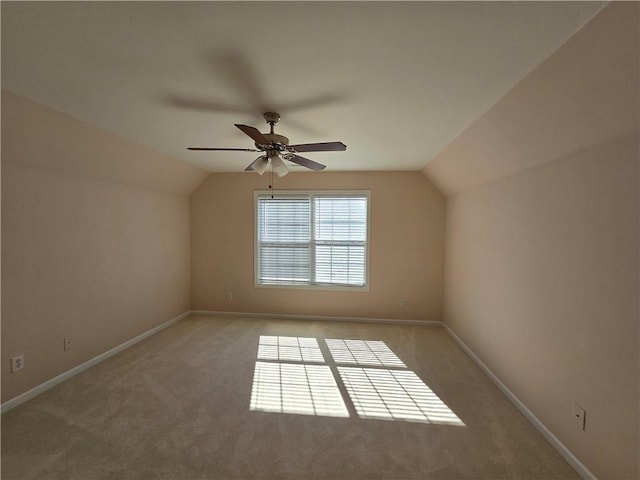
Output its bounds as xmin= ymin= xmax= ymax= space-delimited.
xmin=254 ymin=190 xmax=371 ymax=291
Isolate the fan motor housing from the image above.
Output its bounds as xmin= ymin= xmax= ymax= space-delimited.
xmin=259 ymin=133 xmax=289 ymax=148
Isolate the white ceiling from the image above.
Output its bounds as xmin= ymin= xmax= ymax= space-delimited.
xmin=1 ymin=1 xmax=605 ymax=174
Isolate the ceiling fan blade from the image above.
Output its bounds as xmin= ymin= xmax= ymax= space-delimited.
xmin=188 ymin=147 xmax=259 ymax=152
xmin=235 ymin=124 xmax=269 ymax=146
xmin=285 ymin=154 xmax=326 ymax=171
xmin=289 ymin=142 xmax=347 ymax=153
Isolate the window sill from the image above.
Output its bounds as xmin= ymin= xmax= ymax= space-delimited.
xmin=255 ymin=282 xmax=370 ymax=293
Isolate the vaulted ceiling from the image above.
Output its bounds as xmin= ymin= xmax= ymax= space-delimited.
xmin=2 ymin=2 xmax=605 ymax=174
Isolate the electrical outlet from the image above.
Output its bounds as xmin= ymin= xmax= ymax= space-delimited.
xmin=11 ymin=355 xmax=24 ymax=373
xmin=573 ymin=403 xmax=586 ymax=430
xmin=400 ymin=298 xmax=407 ymax=308
xmin=64 ymin=337 xmax=72 ymax=351
xmin=226 ymin=292 xmax=233 ymax=300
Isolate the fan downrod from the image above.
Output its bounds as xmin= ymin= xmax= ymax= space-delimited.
xmin=263 ymin=112 xmax=280 ymax=134
xmin=261 ymin=112 xmax=288 ymax=147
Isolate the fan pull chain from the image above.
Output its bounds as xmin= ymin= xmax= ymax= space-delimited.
xmin=269 ymin=163 xmax=274 ymax=199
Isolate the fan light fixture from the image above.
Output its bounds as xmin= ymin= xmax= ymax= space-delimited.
xmin=270 ymin=153 xmax=289 ymax=177
xmin=253 ymin=156 xmax=269 ymax=175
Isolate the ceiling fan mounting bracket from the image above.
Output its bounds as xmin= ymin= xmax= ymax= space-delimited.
xmin=263 ymin=112 xmax=281 ymax=125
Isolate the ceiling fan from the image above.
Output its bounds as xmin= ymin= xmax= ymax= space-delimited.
xmin=187 ymin=112 xmax=346 ymax=177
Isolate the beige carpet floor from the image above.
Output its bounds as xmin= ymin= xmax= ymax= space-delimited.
xmin=1 ymin=315 xmax=579 ymax=479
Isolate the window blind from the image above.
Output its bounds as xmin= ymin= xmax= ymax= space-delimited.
xmin=256 ymin=192 xmax=368 ymax=288
xmin=257 ymin=197 xmax=310 ymax=285
xmin=313 ymin=196 xmax=367 ymax=286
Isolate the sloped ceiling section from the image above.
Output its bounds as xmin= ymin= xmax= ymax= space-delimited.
xmin=423 ymin=3 xmax=639 ymax=196
xmin=2 ymin=91 xmax=208 ymax=196
xmin=1 ymin=2 xmax=604 ymax=174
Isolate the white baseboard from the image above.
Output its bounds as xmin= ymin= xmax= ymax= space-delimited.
xmin=190 ymin=310 xmax=443 ymax=327
xmin=1 ymin=311 xmax=190 ymax=414
xmin=443 ymin=324 xmax=597 ymax=480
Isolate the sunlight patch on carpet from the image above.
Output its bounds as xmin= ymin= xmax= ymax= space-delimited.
xmin=250 ymin=361 xmax=349 ymax=417
xmin=325 ymin=339 xmax=406 ymax=367
xmin=338 ymin=367 xmax=464 ymax=425
xmin=250 ymin=335 xmax=463 ymax=425
xmin=257 ymin=335 xmax=325 ymax=363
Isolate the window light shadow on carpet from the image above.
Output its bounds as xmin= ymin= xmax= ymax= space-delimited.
xmin=249 ymin=335 xmax=464 ymax=425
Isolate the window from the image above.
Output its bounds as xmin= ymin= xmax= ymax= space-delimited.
xmin=255 ymin=191 xmax=369 ymax=289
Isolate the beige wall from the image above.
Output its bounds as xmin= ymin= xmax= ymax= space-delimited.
xmin=444 ymin=137 xmax=639 ymax=479
xmin=191 ymin=171 xmax=445 ymax=321
xmin=1 ymin=91 xmax=208 ymax=402
xmin=433 ymin=4 xmax=639 ymax=478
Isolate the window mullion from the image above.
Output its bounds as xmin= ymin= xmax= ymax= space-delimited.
xmin=310 ymin=194 xmax=316 ymax=286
